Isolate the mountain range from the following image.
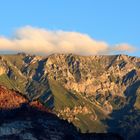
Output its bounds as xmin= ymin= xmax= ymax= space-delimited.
xmin=0 ymin=53 xmax=140 ymax=140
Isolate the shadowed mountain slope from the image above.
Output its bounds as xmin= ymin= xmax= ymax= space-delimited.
xmin=0 ymin=85 xmax=123 ymax=140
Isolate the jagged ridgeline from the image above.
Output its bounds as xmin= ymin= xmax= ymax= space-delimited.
xmin=0 ymin=53 xmax=140 ymax=139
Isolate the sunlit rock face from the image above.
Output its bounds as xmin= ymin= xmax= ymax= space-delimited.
xmin=0 ymin=67 xmax=6 ymax=75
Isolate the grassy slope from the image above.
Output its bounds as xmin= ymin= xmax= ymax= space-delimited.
xmin=2 ymin=54 xmax=24 ymax=69
xmin=0 ymin=74 xmax=17 ymax=90
xmin=49 ymin=79 xmax=107 ymax=132
xmin=2 ymin=55 xmax=27 ymax=93
xmin=49 ymin=79 xmax=81 ymax=110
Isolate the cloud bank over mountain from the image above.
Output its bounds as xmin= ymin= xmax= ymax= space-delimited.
xmin=0 ymin=26 xmax=136 ymax=55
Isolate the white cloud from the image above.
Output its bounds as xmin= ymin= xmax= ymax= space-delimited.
xmin=114 ymin=44 xmax=136 ymax=52
xmin=0 ymin=26 xmax=136 ymax=56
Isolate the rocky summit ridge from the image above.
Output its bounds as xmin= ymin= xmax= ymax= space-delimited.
xmin=0 ymin=53 xmax=140 ymax=140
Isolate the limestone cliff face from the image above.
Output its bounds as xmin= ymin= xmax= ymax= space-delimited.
xmin=43 ymin=54 xmax=140 ymax=112
xmin=45 ymin=54 xmax=140 ymax=92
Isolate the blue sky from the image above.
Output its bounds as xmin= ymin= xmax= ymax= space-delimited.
xmin=0 ymin=0 xmax=140 ymax=56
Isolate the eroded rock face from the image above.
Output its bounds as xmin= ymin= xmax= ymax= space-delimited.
xmin=44 ymin=54 xmax=140 ymax=112
xmin=45 ymin=54 xmax=139 ymax=96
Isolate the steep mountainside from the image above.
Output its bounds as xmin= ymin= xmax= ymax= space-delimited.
xmin=0 ymin=85 xmax=122 ymax=140
xmin=0 ymin=53 xmax=140 ymax=139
